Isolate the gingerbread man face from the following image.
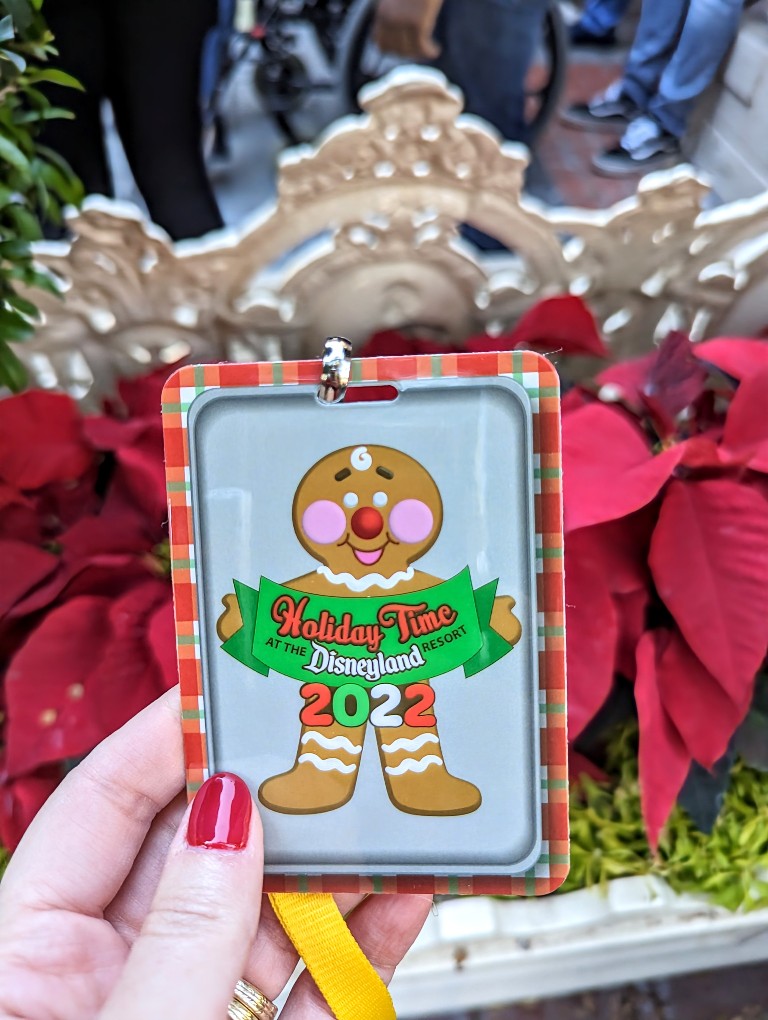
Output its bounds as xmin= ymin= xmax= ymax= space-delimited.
xmin=292 ymin=445 xmax=443 ymax=579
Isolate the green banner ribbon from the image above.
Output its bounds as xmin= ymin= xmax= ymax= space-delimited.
xmin=221 ymin=567 xmax=512 ymax=688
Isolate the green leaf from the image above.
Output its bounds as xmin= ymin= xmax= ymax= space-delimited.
xmin=36 ymin=145 xmax=82 ymax=197
xmin=17 ymin=265 xmax=62 ymax=296
xmin=15 ymin=105 xmax=74 ymax=123
xmin=37 ymin=157 xmax=82 ymax=203
xmin=0 ymin=237 xmax=31 ymax=259
xmin=0 ymin=337 xmax=27 ymax=391
xmin=0 ymin=305 xmax=34 ymax=340
xmin=0 ymin=132 xmax=29 ymax=171
xmin=3 ymin=0 xmax=34 ymax=33
xmin=0 ymin=15 xmax=15 ymax=43
xmin=33 ymin=173 xmax=48 ymax=215
xmin=24 ymin=85 xmax=50 ymax=109
xmin=5 ymin=291 xmax=39 ymax=318
xmin=0 ymin=46 xmax=26 ymax=72
xmin=5 ymin=201 xmax=41 ymax=240
xmin=27 ymin=67 xmax=83 ymax=90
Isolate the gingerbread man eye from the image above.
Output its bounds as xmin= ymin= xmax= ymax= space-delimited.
xmin=372 ymin=491 xmax=388 ymax=507
xmin=343 ymin=492 xmax=359 ymax=509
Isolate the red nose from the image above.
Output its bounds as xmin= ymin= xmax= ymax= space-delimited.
xmin=351 ymin=506 xmax=383 ymax=539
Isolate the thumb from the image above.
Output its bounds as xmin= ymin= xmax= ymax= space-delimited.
xmin=101 ymin=773 xmax=264 ymax=1020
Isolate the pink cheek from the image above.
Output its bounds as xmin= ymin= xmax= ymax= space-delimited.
xmin=388 ymin=499 xmax=434 ymax=544
xmin=301 ymin=500 xmax=347 ymax=544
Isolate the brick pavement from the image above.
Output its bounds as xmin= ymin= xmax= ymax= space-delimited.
xmin=536 ymin=50 xmax=639 ymax=210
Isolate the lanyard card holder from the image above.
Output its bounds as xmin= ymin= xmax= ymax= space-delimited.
xmin=163 ymin=343 xmax=568 ymax=895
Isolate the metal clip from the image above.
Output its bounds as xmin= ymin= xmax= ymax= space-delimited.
xmin=317 ymin=336 xmax=352 ymax=404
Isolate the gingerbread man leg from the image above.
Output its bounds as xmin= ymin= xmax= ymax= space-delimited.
xmin=259 ymin=719 xmax=366 ymax=814
xmin=375 ymin=691 xmax=481 ymax=816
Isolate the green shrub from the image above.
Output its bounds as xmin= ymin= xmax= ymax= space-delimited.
xmin=566 ymin=726 xmax=768 ymax=913
xmin=0 ymin=0 xmax=83 ymax=391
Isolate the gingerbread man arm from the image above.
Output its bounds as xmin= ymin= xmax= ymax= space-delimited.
xmin=216 ymin=593 xmax=242 ymax=642
xmin=491 ymin=595 xmax=523 ymax=647
xmin=216 ymin=573 xmax=334 ymax=642
xmin=215 ymin=578 xmax=307 ymax=642
xmin=413 ymin=573 xmax=522 ymax=647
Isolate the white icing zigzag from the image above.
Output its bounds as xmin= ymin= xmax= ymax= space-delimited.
xmin=301 ymin=731 xmax=362 ymax=755
xmin=316 ymin=563 xmax=415 ymax=592
xmin=380 ymin=733 xmax=440 ymax=754
xmin=384 ymin=755 xmax=444 ymax=775
xmin=298 ymin=752 xmax=357 ymax=774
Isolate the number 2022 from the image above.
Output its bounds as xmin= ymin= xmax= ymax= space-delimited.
xmin=300 ymin=682 xmax=436 ymax=729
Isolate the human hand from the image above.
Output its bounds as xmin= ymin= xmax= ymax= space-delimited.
xmin=0 ymin=687 xmax=432 ymax=1019
xmin=373 ymin=0 xmax=443 ymax=59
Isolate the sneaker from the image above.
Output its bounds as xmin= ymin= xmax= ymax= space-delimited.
xmin=569 ymin=21 xmax=618 ymax=48
xmin=560 ymin=80 xmax=640 ymax=132
xmin=591 ymin=116 xmax=682 ymax=177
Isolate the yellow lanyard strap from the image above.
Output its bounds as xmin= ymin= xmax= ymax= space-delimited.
xmin=269 ymin=892 xmax=396 ymax=1019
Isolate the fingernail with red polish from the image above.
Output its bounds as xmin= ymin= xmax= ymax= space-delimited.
xmin=187 ymin=773 xmax=252 ymax=850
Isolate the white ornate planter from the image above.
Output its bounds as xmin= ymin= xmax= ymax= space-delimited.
xmin=20 ymin=68 xmax=768 ymax=407
xmin=390 ymin=878 xmax=768 ymax=1016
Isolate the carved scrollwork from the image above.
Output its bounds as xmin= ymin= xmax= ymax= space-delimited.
xmin=16 ymin=67 xmax=768 ymax=405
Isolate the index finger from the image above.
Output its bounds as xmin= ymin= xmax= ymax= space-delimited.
xmin=0 ymin=687 xmax=184 ymax=917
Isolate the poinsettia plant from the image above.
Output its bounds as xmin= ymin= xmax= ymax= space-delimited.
xmin=362 ymin=306 xmax=768 ymax=848
xmin=1 ymin=295 xmax=767 ymax=871
xmin=0 ymin=367 xmax=176 ymax=849
xmin=564 ymin=333 xmax=768 ymax=846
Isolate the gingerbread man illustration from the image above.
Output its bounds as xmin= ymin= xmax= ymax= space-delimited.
xmin=217 ymin=444 xmax=522 ymax=817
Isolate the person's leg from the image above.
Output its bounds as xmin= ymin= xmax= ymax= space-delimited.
xmin=561 ymin=0 xmax=688 ymax=131
xmin=201 ymin=0 xmax=237 ymax=109
xmin=433 ymin=0 xmax=549 ymax=146
xmin=108 ymin=0 xmax=223 ymax=240
xmin=647 ymin=0 xmax=744 ymax=138
xmin=38 ymin=0 xmax=111 ymax=197
xmin=579 ymin=0 xmax=632 ymax=40
xmin=620 ymin=0 xmax=689 ymax=112
xmin=592 ymin=0 xmax=744 ymax=175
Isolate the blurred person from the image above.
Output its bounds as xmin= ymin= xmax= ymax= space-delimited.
xmin=570 ymin=0 xmax=633 ymax=47
xmin=373 ymin=0 xmax=550 ymax=147
xmin=41 ymin=0 xmax=223 ymax=240
xmin=200 ymin=0 xmax=238 ymax=159
xmin=561 ymin=0 xmax=746 ymax=176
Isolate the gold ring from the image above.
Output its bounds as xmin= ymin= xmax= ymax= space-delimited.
xmin=227 ymin=978 xmax=277 ymax=1020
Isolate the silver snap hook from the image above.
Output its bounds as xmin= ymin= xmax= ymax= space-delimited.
xmin=318 ymin=336 xmax=352 ymax=404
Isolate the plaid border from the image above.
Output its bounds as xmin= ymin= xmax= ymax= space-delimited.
xmin=162 ymin=352 xmax=567 ymax=895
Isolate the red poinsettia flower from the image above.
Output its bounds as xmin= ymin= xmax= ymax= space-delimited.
xmin=4 ymin=580 xmax=175 ymax=778
xmin=0 ymin=391 xmax=93 ymax=491
xmin=360 ymin=295 xmax=608 ymax=360
xmin=0 ymin=365 xmax=178 ymax=848
xmin=564 ymin=332 xmax=768 ymax=846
